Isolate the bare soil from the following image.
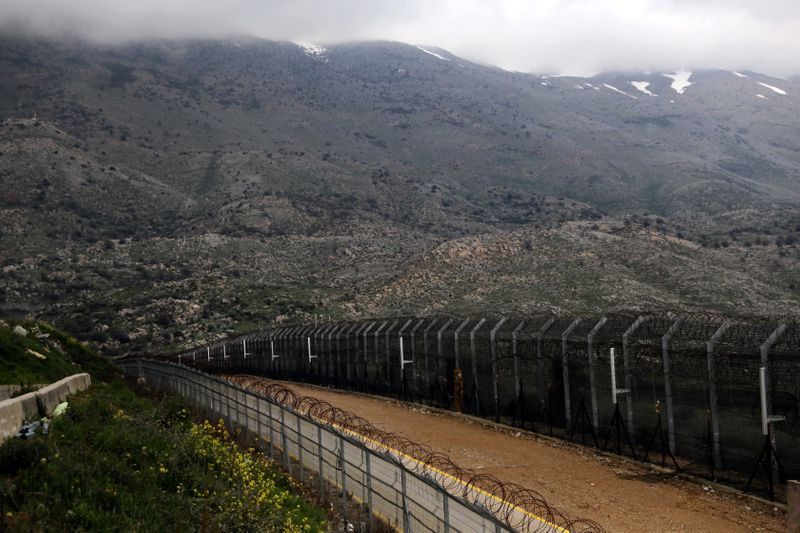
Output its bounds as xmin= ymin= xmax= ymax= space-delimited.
xmin=271 ymin=380 xmax=786 ymax=533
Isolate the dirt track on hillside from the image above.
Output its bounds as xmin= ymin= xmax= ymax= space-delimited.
xmin=252 ymin=378 xmax=785 ymax=532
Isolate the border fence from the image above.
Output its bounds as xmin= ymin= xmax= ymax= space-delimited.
xmin=169 ymin=311 xmax=800 ymax=502
xmin=118 ymin=359 xmax=603 ymax=533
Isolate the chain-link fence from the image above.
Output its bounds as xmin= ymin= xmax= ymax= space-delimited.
xmin=118 ymin=359 xmax=603 ymax=533
xmin=171 ymin=311 xmax=800 ymax=502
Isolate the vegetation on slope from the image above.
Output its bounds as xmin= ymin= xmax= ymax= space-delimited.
xmin=0 ymin=319 xmax=116 ymax=385
xmin=0 ymin=321 xmax=327 ymax=531
xmin=0 ymin=382 xmax=326 ymax=531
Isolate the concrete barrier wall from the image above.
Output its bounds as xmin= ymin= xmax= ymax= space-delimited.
xmin=0 ymin=373 xmax=91 ymax=441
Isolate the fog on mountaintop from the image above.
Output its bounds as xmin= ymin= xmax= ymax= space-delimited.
xmin=1 ymin=0 xmax=800 ymax=76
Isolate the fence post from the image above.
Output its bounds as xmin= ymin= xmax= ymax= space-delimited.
xmin=443 ymin=490 xmax=451 ymax=533
xmin=561 ymin=318 xmax=582 ymax=429
xmin=789 ymin=480 xmax=800 ymax=532
xmin=281 ymin=407 xmax=290 ymax=473
xmin=421 ymin=320 xmax=437 ymax=393
xmin=339 ymin=436 xmax=347 ymax=519
xmin=385 ymin=320 xmax=400 ymax=389
xmin=401 ymin=467 xmax=411 ymax=533
xmin=490 ymin=318 xmax=508 ymax=422
xmin=268 ymin=401 xmax=275 ymax=460
xmin=512 ymin=321 xmax=525 ymax=401
xmin=362 ymin=322 xmax=376 ymax=380
xmin=409 ymin=319 xmax=426 ymax=392
xmin=453 ymin=319 xmax=469 ymax=367
xmin=661 ymin=318 xmax=682 ymax=455
xmin=318 ymin=425 xmax=325 ymax=497
xmin=297 ymin=416 xmax=304 ymax=482
xmin=345 ymin=323 xmax=360 ymax=383
xmin=365 ymin=447 xmax=374 ymax=530
xmin=587 ymin=317 xmax=607 ymax=434
xmin=621 ymin=315 xmax=646 ymax=443
xmin=256 ymin=396 xmax=264 ymax=451
xmin=707 ymin=321 xmax=731 ymax=471
xmin=536 ymin=318 xmax=556 ymax=410
xmin=469 ymin=318 xmax=487 ymax=415
xmin=761 ymin=324 xmax=787 ymax=484
xmin=329 ymin=325 xmax=338 ymax=380
xmin=436 ymin=319 xmax=454 ymax=393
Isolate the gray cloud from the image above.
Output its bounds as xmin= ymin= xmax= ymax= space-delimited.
xmin=1 ymin=0 xmax=799 ymax=76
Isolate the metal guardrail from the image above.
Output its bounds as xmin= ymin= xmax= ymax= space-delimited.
xmin=118 ymin=359 xmax=602 ymax=533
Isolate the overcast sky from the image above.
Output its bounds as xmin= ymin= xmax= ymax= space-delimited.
xmin=2 ymin=0 xmax=800 ymax=76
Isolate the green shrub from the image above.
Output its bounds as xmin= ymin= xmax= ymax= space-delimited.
xmin=0 ymin=383 xmax=326 ymax=531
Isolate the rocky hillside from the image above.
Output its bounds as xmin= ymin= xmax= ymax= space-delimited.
xmin=0 ymin=35 xmax=799 ymax=354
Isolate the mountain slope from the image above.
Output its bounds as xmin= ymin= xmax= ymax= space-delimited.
xmin=0 ymin=35 xmax=799 ymax=353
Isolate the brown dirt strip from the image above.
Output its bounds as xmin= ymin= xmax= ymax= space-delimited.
xmin=255 ymin=378 xmax=786 ymax=532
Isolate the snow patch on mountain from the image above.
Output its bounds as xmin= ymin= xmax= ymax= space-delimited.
xmin=732 ymin=71 xmax=748 ymax=78
xmin=630 ymin=81 xmax=655 ymax=96
xmin=757 ymin=94 xmax=767 ymax=99
xmin=756 ymin=81 xmax=787 ymax=95
xmin=295 ymin=41 xmax=328 ymax=59
xmin=663 ymin=70 xmax=693 ymax=94
xmin=416 ymin=46 xmax=450 ymax=61
xmin=602 ymin=83 xmax=638 ymax=99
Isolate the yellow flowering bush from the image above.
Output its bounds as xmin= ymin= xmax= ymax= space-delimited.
xmin=0 ymin=382 xmax=326 ymax=532
xmin=185 ymin=419 xmax=324 ymax=532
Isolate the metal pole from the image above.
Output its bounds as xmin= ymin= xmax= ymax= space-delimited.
xmin=345 ymin=323 xmax=362 ymax=382
xmin=512 ymin=321 xmax=525 ymax=400
xmin=562 ymin=318 xmax=582 ymax=429
xmin=361 ymin=322 xmax=376 ymax=378
xmin=297 ymin=416 xmax=304 ymax=481
xmin=409 ymin=319 xmax=426 ymax=391
xmin=268 ymin=401 xmax=275 ymax=460
xmin=443 ymin=488 xmax=451 ymax=533
xmin=661 ymin=318 xmax=683 ymax=455
xmin=707 ymin=321 xmax=731 ymax=471
xmin=536 ymin=317 xmax=556 ymax=409
xmin=469 ymin=318 xmax=487 ymax=411
xmin=788 ymin=480 xmax=800 ymax=532
xmin=454 ymin=319 xmax=470 ymax=369
xmin=490 ymin=317 xmax=508 ymax=422
xmin=622 ymin=315 xmax=647 ymax=443
xmin=436 ymin=319 xmax=453 ymax=385
xmin=385 ymin=320 xmax=400 ymax=388
xmin=587 ymin=316 xmax=607 ymax=434
xmin=365 ymin=449 xmax=374 ymax=529
xmin=761 ymin=324 xmax=787 ymax=482
xmin=318 ymin=425 xmax=324 ymax=496
xmin=339 ymin=436 xmax=347 ymax=516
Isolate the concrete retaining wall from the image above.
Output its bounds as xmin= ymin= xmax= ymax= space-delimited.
xmin=0 ymin=373 xmax=91 ymax=441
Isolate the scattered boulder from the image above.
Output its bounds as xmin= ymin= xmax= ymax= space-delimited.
xmin=13 ymin=325 xmax=28 ymax=337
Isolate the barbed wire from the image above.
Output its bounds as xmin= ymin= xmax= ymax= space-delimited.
xmin=225 ymin=375 xmax=605 ymax=533
xmin=171 ymin=310 xmax=800 ymax=362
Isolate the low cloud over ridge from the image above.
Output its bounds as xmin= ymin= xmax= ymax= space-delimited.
xmin=2 ymin=0 xmax=799 ymax=77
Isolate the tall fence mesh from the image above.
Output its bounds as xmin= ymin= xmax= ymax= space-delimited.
xmin=172 ymin=311 xmax=800 ymax=502
xmin=119 ymin=359 xmax=604 ymax=533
